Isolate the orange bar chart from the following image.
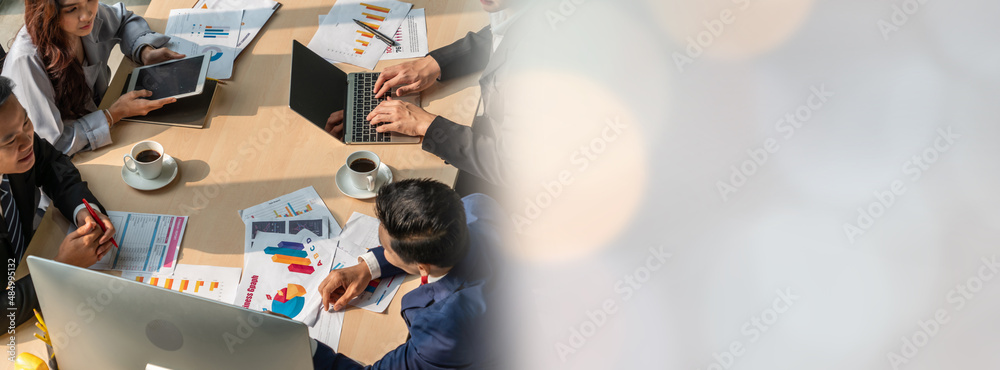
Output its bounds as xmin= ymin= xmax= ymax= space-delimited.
xmin=210 ymin=282 xmax=219 ymax=291
xmin=195 ymin=281 xmax=204 ymax=293
xmin=361 ymin=2 xmax=390 ymax=13
xmin=164 ymin=279 xmax=174 ymax=290
xmin=180 ymin=280 xmax=190 ymax=292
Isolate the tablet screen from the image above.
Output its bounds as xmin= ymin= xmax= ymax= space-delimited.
xmin=134 ymin=55 xmax=205 ymax=100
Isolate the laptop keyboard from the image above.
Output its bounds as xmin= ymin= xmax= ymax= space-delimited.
xmin=351 ymin=73 xmax=392 ymax=143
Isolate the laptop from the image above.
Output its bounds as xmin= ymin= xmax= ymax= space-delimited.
xmin=290 ymin=40 xmax=420 ymax=144
xmin=27 ymin=256 xmax=314 ymax=370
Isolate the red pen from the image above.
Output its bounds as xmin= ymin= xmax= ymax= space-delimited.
xmin=82 ymin=199 xmax=118 ymax=249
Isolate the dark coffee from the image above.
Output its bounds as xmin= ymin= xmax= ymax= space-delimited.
xmin=136 ymin=149 xmax=161 ymax=163
xmin=350 ymin=158 xmax=377 ymax=172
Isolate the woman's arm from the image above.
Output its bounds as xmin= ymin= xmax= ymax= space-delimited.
xmin=99 ymin=2 xmax=170 ymax=64
xmin=2 ymin=53 xmax=111 ymax=155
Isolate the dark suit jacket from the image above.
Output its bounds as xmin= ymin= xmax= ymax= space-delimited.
xmin=313 ymin=194 xmax=504 ymax=369
xmin=3 ymin=134 xmax=104 ymax=325
xmin=421 ymin=15 xmax=527 ymax=187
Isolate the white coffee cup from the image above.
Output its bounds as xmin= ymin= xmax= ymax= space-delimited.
xmin=123 ymin=141 xmax=165 ymax=180
xmin=346 ymin=151 xmax=381 ymax=192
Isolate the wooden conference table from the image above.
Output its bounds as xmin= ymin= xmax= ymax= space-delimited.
xmin=8 ymin=0 xmax=487 ymax=367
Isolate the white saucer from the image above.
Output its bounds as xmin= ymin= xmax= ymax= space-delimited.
xmin=336 ymin=163 xmax=393 ymax=199
xmin=121 ymin=154 xmax=179 ymax=191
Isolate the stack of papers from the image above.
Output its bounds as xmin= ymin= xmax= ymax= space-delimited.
xmin=89 ymin=211 xmax=188 ymax=274
xmin=308 ymin=0 xmax=427 ymax=69
xmin=165 ymin=0 xmax=280 ymax=79
xmin=194 ymin=0 xmax=280 ymax=57
xmin=336 ymin=212 xmax=404 ymax=313
xmin=236 ymin=187 xmax=346 ymax=348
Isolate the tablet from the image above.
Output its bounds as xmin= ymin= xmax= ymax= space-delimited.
xmin=127 ymin=54 xmax=210 ymax=100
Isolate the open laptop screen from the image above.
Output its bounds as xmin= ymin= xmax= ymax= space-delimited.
xmin=290 ymin=40 xmax=348 ymax=129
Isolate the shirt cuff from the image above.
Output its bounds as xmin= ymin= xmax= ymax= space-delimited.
xmin=359 ymin=252 xmax=382 ymax=280
xmin=71 ymin=204 xmax=89 ymax=227
xmin=78 ymin=110 xmax=113 ymax=151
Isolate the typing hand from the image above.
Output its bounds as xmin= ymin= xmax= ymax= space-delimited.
xmin=372 ymin=56 xmax=442 ymax=98
xmin=140 ymin=46 xmax=186 ymax=65
xmin=55 ymin=217 xmax=111 ymax=267
xmin=366 ymin=99 xmax=436 ymax=137
xmin=318 ymin=263 xmax=372 ymax=311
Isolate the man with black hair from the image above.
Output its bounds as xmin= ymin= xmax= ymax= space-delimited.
xmin=314 ymin=178 xmax=504 ymax=369
xmin=0 ymin=76 xmax=116 ymax=326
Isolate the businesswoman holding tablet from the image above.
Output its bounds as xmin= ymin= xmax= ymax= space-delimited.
xmin=1 ymin=0 xmax=184 ymax=155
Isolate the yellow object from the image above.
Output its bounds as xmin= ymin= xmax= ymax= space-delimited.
xmin=14 ymin=353 xmax=48 ymax=370
xmin=32 ymin=310 xmax=46 ymax=332
xmin=32 ymin=333 xmax=51 ymax=346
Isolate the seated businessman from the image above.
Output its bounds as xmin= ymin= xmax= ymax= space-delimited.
xmin=313 ymin=178 xmax=504 ymax=369
xmin=0 ymin=76 xmax=116 ymax=326
xmin=327 ymin=0 xmax=529 ymax=196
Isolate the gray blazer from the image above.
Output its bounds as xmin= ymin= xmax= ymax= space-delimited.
xmin=422 ymin=20 xmax=522 ymax=187
xmin=1 ymin=2 xmax=169 ymax=156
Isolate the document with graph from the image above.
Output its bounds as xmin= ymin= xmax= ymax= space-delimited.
xmin=122 ymin=264 xmax=242 ymax=304
xmin=236 ymin=232 xmax=336 ymax=326
xmin=335 ymin=212 xmax=405 ymax=313
xmin=88 ymin=211 xmax=187 ymax=274
xmin=238 ymin=186 xmax=340 ymax=231
xmin=164 ymin=8 xmax=244 ymax=79
xmin=192 ymin=0 xmax=281 ymax=57
xmin=308 ymin=0 xmax=413 ymax=69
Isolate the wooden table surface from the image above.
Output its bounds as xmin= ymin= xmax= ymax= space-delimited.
xmin=7 ymin=0 xmax=486 ymax=367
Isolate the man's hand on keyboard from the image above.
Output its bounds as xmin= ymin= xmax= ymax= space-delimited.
xmin=372 ymin=56 xmax=441 ymax=98
xmin=366 ymin=99 xmax=436 ymax=137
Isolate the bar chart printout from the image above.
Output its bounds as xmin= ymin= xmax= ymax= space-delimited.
xmin=308 ymin=0 xmax=413 ymax=69
xmin=122 ymin=264 xmax=243 ymax=303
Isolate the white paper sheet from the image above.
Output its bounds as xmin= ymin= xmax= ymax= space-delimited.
xmin=238 ymin=186 xmax=342 ymax=233
xmin=122 ymin=264 xmax=242 ymax=304
xmin=193 ymin=0 xmax=279 ymax=56
xmin=380 ymin=8 xmax=427 ymax=60
xmin=308 ymin=247 xmax=358 ymax=350
xmin=89 ymin=211 xmax=187 ymax=273
xmin=308 ymin=0 xmax=413 ymax=69
xmin=335 ymin=212 xmax=403 ymax=313
xmin=164 ymin=8 xmax=243 ymax=79
xmin=320 ymin=8 xmax=426 ymax=61
xmin=236 ymin=234 xmax=336 ymax=326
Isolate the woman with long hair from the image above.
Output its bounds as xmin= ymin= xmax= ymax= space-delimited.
xmin=2 ymin=0 xmax=184 ymax=155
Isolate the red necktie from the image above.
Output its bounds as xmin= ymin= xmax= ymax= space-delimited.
xmin=420 ymin=275 xmax=428 ymax=285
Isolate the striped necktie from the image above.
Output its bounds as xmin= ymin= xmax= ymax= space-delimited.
xmin=0 ymin=176 xmax=25 ymax=263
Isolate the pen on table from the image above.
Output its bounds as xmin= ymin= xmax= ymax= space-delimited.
xmin=353 ymin=19 xmax=397 ymax=47
xmin=206 ymin=77 xmax=227 ymax=85
xmin=82 ymin=199 xmax=118 ymax=249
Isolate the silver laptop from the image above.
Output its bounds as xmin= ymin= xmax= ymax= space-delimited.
xmin=27 ymin=256 xmax=314 ymax=370
xmin=290 ymin=40 xmax=420 ymax=144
